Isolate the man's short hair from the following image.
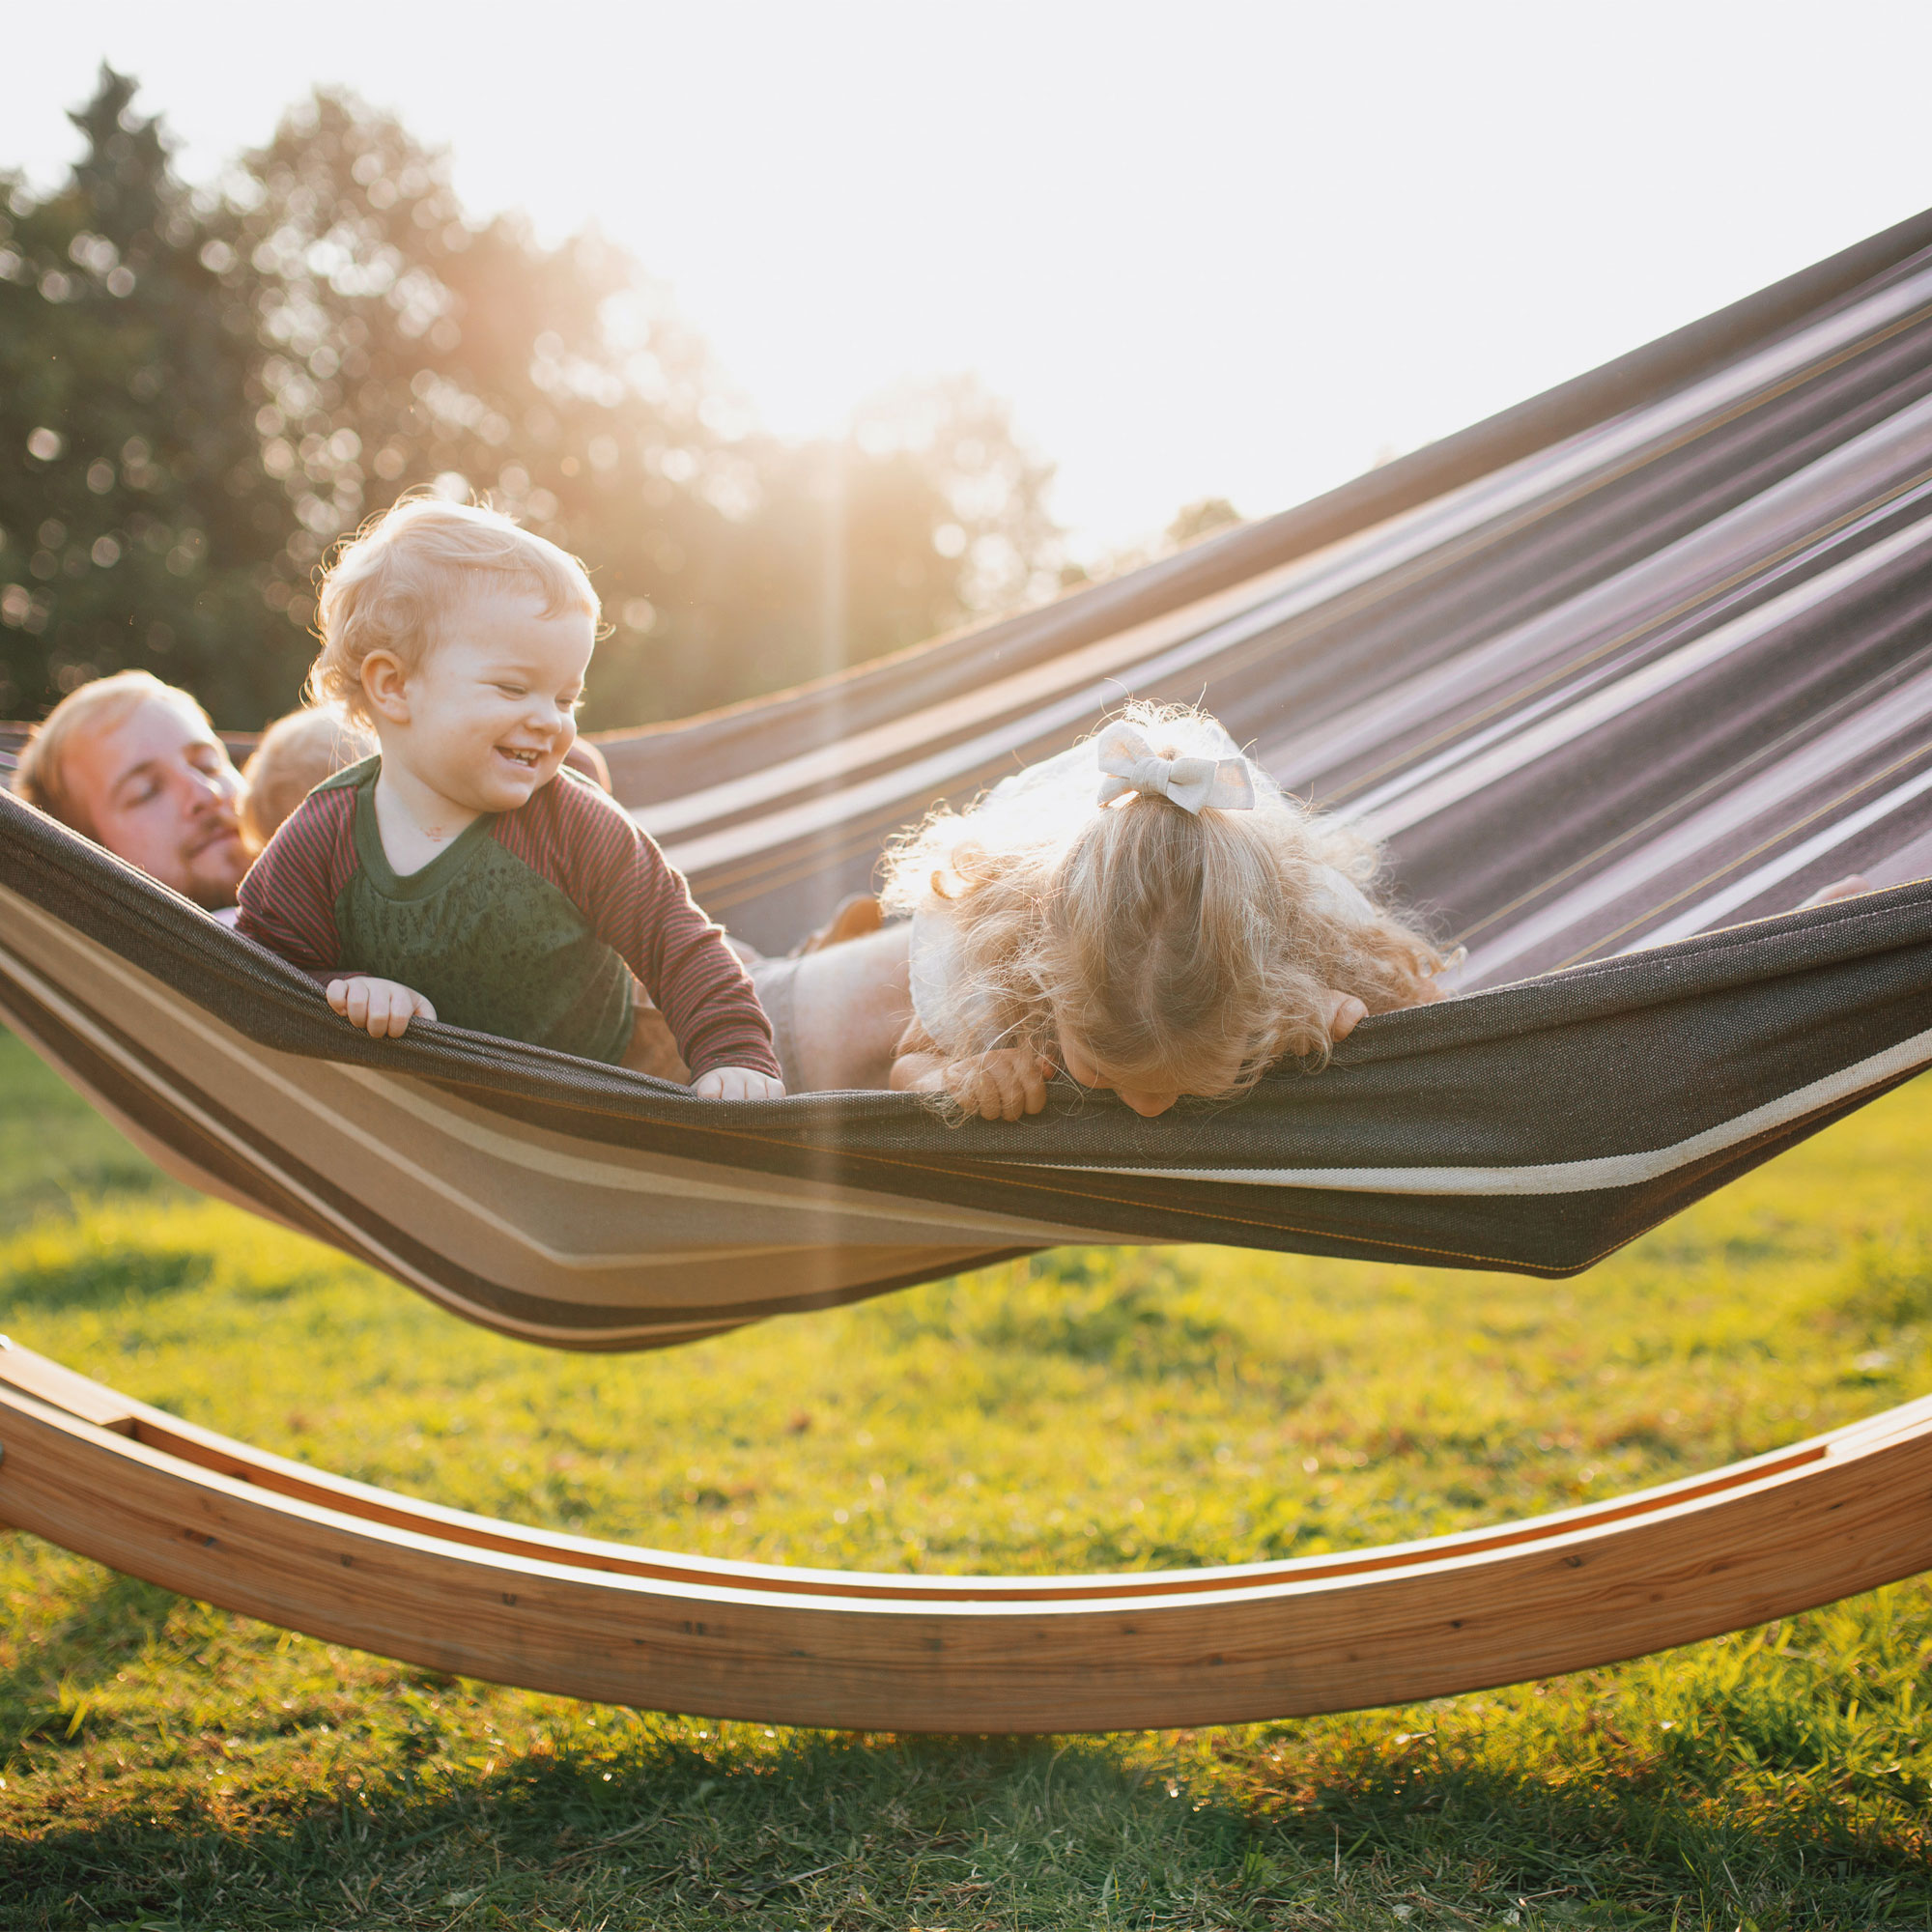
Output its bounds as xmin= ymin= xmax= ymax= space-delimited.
xmin=11 ymin=670 xmax=214 ymax=835
xmin=309 ymin=495 xmax=600 ymax=725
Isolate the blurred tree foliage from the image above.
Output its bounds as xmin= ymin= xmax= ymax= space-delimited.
xmin=1056 ymin=497 xmax=1247 ymax=595
xmin=1 ymin=70 xmax=1065 ymax=729
xmin=0 ymin=71 xmax=285 ymax=724
xmin=1165 ymin=496 xmax=1243 ymax=548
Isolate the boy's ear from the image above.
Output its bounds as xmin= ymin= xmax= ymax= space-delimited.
xmin=360 ymin=651 xmax=412 ymax=725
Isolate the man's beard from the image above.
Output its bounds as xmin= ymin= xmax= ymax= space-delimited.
xmin=183 ymin=835 xmax=248 ymax=909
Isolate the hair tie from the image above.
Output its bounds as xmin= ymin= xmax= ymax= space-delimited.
xmin=1094 ymin=723 xmax=1256 ymax=814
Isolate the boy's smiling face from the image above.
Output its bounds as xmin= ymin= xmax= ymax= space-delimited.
xmin=366 ymin=586 xmax=596 ymax=818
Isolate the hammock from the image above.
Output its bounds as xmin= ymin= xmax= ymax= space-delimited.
xmin=2 ymin=209 xmax=1931 ymax=1729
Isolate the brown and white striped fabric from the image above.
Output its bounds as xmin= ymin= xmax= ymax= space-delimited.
xmin=5 ymin=209 xmax=1932 ymax=1350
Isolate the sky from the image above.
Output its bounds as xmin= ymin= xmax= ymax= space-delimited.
xmin=11 ymin=2 xmax=1932 ymax=560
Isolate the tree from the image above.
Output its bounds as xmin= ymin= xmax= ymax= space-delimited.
xmin=207 ymin=90 xmax=741 ymax=720
xmin=1058 ymin=497 xmax=1247 ymax=598
xmin=214 ymin=96 xmax=1066 ymax=725
xmin=620 ymin=375 xmax=1064 ymax=721
xmin=1166 ymin=497 xmax=1242 ymax=548
xmin=4 ymin=77 xmax=1067 ymax=729
xmin=0 ymin=67 xmax=288 ymax=724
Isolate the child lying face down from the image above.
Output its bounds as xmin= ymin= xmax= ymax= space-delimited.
xmin=237 ymin=496 xmax=782 ymax=1101
xmin=883 ymin=703 xmax=1447 ymax=1121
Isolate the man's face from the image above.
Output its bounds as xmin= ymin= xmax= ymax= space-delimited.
xmin=59 ymin=696 xmax=249 ymax=907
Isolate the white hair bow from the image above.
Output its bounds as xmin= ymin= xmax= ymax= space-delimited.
xmin=1094 ymin=723 xmax=1257 ymax=814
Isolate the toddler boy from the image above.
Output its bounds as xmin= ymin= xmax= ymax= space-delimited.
xmin=237 ymin=497 xmax=781 ymax=1099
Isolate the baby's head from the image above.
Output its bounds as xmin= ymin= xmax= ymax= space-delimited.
xmin=308 ymin=497 xmax=600 ymax=813
xmin=1042 ymin=790 xmax=1302 ymax=1113
xmin=240 ymin=703 xmax=377 ymax=850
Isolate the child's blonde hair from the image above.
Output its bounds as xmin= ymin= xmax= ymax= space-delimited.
xmin=309 ymin=495 xmax=599 ymax=724
xmin=240 ymin=703 xmax=377 ymax=850
xmin=881 ymin=702 xmax=1446 ymax=1099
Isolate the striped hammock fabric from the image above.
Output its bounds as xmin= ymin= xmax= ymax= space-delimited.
xmin=5 ymin=210 xmax=1932 ymax=1352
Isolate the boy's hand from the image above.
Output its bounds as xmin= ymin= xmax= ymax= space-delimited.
xmin=693 ymin=1065 xmax=787 ymax=1101
xmin=944 ymin=1047 xmax=1056 ymax=1122
xmin=327 ymin=976 xmax=437 ymax=1039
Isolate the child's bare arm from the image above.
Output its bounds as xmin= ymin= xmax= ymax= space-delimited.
xmin=327 ymin=976 xmax=437 ymax=1039
xmin=890 ymin=1019 xmax=1055 ymax=1122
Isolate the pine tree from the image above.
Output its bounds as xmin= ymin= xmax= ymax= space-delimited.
xmin=0 ymin=67 xmax=297 ymax=724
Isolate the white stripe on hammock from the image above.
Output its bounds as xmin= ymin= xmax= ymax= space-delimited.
xmin=1456 ymin=670 xmax=1932 ymax=984
xmin=0 ymin=894 xmax=1109 ymax=1262
xmin=1035 ymin=1026 xmax=1932 ymax=1197
xmin=1359 ymin=515 xmax=1932 ymax=838
xmin=1268 ymin=394 xmax=1932 ymax=797
xmin=1620 ymin=764 xmax=1932 ymax=953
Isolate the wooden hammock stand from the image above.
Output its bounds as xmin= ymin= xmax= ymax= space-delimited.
xmin=3 ymin=1335 xmax=1928 ymax=1733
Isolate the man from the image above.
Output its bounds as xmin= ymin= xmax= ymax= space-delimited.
xmin=10 ymin=670 xmax=250 ymax=910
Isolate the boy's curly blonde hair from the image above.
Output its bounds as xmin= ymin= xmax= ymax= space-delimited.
xmin=880 ymin=702 xmax=1446 ymax=1098
xmin=308 ymin=495 xmax=599 ymax=725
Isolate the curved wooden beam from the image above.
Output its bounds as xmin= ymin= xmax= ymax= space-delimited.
xmin=2 ymin=1337 xmax=1928 ymax=1733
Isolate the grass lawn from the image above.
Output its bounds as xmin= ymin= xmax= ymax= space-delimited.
xmin=1 ymin=1025 xmax=1929 ymax=1929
